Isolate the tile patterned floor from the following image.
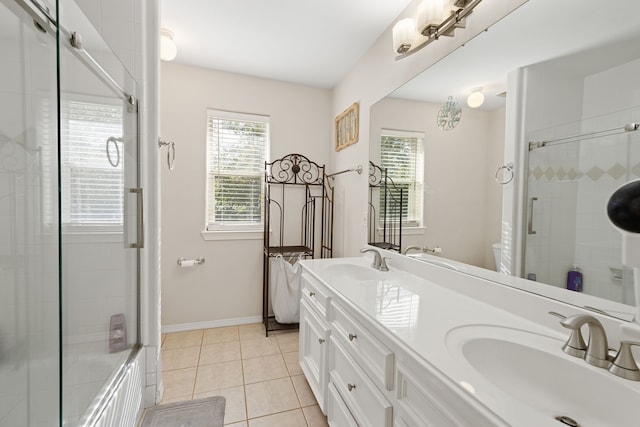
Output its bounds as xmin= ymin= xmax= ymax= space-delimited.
xmin=160 ymin=324 xmax=328 ymax=427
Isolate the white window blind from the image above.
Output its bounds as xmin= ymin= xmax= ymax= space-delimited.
xmin=206 ymin=110 xmax=269 ymax=230
xmin=379 ymin=130 xmax=424 ymax=225
xmin=60 ymin=100 xmax=124 ymax=227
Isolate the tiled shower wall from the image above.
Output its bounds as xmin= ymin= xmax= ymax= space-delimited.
xmin=525 ymin=58 xmax=640 ymax=304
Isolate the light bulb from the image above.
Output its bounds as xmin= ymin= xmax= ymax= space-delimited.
xmin=393 ymin=18 xmax=415 ymax=54
xmin=160 ymin=29 xmax=177 ymax=61
xmin=467 ymin=89 xmax=485 ymax=108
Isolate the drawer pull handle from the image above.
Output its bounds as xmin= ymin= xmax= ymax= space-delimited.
xmin=318 ymin=338 xmax=325 ymax=344
xmin=309 ymin=291 xmax=316 ymax=297
xmin=348 ymin=333 xmax=358 ymax=341
xmin=347 ymin=383 xmax=356 ymax=392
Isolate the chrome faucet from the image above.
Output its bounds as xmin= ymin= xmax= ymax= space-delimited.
xmin=360 ymin=248 xmax=389 ymax=271
xmin=557 ymin=313 xmax=610 ymax=368
xmin=403 ymin=245 xmax=423 ymax=255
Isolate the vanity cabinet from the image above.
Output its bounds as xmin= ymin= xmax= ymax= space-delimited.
xmin=299 ymin=261 xmax=508 ymax=427
xmin=299 ymin=273 xmax=331 ymax=412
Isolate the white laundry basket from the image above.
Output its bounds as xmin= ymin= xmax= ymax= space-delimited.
xmin=270 ymin=255 xmax=302 ymax=323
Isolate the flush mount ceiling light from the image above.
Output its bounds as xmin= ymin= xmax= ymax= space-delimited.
xmin=467 ymin=87 xmax=485 ymax=108
xmin=392 ymin=0 xmax=482 ymax=59
xmin=160 ymin=28 xmax=177 ymax=61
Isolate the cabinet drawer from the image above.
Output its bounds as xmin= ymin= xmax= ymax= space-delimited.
xmin=329 ymin=337 xmax=392 ymax=427
xmin=301 ymin=273 xmax=330 ymax=318
xmin=327 ymin=382 xmax=358 ymax=427
xmin=330 ymin=301 xmax=394 ymax=390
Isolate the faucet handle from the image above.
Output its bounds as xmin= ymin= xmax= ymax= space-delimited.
xmin=549 ymin=311 xmax=587 ymax=358
xmin=609 ymin=341 xmax=640 ymax=381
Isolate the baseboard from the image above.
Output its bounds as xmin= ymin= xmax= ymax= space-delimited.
xmin=161 ymin=315 xmax=262 ymax=334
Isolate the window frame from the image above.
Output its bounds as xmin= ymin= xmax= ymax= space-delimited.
xmin=203 ymin=109 xmax=270 ymax=239
xmin=58 ymin=93 xmax=127 ymax=235
xmin=378 ymin=129 xmax=425 ymax=229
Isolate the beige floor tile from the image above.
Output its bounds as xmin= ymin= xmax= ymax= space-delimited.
xmin=161 ymin=346 xmax=201 ymax=371
xmin=302 ymin=405 xmax=328 ymax=427
xmin=291 ymin=375 xmax=316 ymax=407
xmin=240 ymin=337 xmax=280 ymax=359
xmin=195 ymin=361 xmax=244 ymax=394
xmin=162 ymin=368 xmax=196 ymax=400
xmin=203 ymin=326 xmax=239 ymax=345
xmin=245 ymin=377 xmax=300 ymax=419
xmin=225 ymin=422 xmax=248 ymax=427
xmin=161 ymin=334 xmax=166 ymax=345
xmin=275 ymin=332 xmax=299 ymax=353
xmin=200 ymin=341 xmax=241 ymax=365
xmin=248 ymin=409 xmax=307 ymax=427
xmin=282 ymin=352 xmax=302 ymax=376
xmin=158 ymin=394 xmax=192 ymax=405
xmin=163 ymin=330 xmax=203 ymax=349
xmin=242 ymin=354 xmax=288 ymax=384
xmin=239 ymin=323 xmax=265 ymax=340
xmin=194 ymin=385 xmax=246 ymax=424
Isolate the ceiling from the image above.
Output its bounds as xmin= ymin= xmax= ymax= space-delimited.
xmin=160 ymin=0 xmax=412 ymax=88
xmin=390 ymin=0 xmax=640 ymax=110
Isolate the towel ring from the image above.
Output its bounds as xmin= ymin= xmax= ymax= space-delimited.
xmin=495 ymin=163 xmax=514 ymax=185
xmin=106 ymin=136 xmax=122 ymax=167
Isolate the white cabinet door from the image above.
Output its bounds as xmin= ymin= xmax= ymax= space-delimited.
xmin=299 ymin=298 xmax=330 ymax=412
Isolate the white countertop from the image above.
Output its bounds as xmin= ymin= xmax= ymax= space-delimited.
xmin=299 ymin=254 xmax=640 ymax=427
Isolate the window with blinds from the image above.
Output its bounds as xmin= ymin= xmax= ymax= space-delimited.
xmin=379 ymin=130 xmax=424 ymax=226
xmin=60 ymin=99 xmax=124 ymax=227
xmin=206 ymin=110 xmax=269 ymax=230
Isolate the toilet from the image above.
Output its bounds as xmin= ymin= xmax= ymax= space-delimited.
xmin=492 ymin=243 xmax=502 ymax=272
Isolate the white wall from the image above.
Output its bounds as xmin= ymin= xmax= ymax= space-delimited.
xmin=160 ymin=62 xmax=332 ymax=329
xmin=369 ymin=97 xmax=504 ymax=269
xmin=329 ymin=0 xmax=528 ymax=258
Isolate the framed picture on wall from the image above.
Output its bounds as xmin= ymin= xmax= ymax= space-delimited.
xmin=335 ymin=102 xmax=359 ymax=151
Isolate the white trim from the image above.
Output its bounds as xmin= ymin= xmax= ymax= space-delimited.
xmin=201 ymin=230 xmax=263 ymax=241
xmin=206 ymin=108 xmax=270 ymax=123
xmin=161 ymin=315 xmax=263 ymax=334
xmin=376 ymin=227 xmax=426 ymax=236
xmin=381 ymin=128 xmax=424 ymax=139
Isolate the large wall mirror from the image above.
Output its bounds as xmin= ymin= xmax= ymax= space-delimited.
xmin=369 ymin=0 xmax=640 ymax=321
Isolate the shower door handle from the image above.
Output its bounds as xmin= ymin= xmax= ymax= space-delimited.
xmin=528 ymin=197 xmax=538 ymax=235
xmin=126 ymin=188 xmax=144 ymax=249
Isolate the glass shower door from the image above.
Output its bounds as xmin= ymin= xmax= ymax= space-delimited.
xmin=524 ymin=108 xmax=640 ymax=305
xmin=58 ymin=1 xmax=140 ymax=424
xmin=0 ymin=0 xmax=59 ymax=426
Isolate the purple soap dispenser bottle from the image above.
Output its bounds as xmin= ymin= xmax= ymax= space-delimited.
xmin=567 ymin=265 xmax=583 ymax=292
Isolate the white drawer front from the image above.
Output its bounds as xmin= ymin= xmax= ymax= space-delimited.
xmin=396 ymin=362 xmax=455 ymax=427
xmin=331 ymin=301 xmax=394 ymax=390
xmin=329 ymin=337 xmax=393 ymax=427
xmin=299 ymin=299 xmax=330 ymax=412
xmin=327 ymin=382 xmax=358 ymax=427
xmin=301 ymin=273 xmax=330 ymax=318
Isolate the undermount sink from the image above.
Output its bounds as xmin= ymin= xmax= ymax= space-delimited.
xmin=323 ymin=262 xmax=383 ymax=281
xmin=446 ymin=325 xmax=640 ymax=426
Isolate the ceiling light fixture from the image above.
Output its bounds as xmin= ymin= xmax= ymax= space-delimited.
xmin=467 ymin=87 xmax=485 ymax=108
xmin=392 ymin=0 xmax=482 ymax=59
xmin=160 ymin=28 xmax=177 ymax=61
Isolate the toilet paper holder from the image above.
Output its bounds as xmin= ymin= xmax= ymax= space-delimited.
xmin=177 ymin=257 xmax=205 ymax=267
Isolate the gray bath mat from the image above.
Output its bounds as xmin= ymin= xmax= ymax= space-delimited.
xmin=141 ymin=396 xmax=225 ymax=427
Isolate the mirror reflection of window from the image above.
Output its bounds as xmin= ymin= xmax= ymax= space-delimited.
xmin=60 ymin=99 xmax=124 ymax=230
xmin=379 ymin=130 xmax=424 ymax=227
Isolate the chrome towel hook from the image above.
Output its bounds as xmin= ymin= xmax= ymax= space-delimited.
xmin=158 ymin=137 xmax=176 ymax=170
xmin=495 ymin=163 xmax=514 ymax=185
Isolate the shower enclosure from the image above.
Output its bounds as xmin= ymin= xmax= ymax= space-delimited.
xmin=523 ymin=107 xmax=640 ymax=305
xmin=1 ymin=0 xmax=142 ymax=425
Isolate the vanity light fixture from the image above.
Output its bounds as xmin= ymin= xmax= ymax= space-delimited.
xmin=160 ymin=28 xmax=177 ymax=61
xmin=393 ymin=0 xmax=482 ymax=60
xmin=467 ymin=87 xmax=485 ymax=108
